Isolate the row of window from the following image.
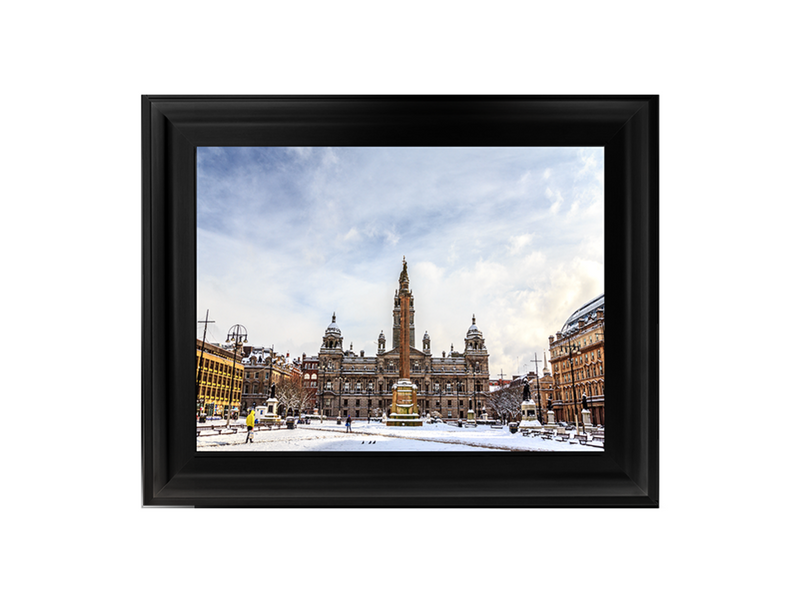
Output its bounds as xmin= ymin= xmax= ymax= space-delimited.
xmin=245 ymin=370 xmax=296 ymax=380
xmin=321 ymin=381 xmax=485 ymax=393
xmin=199 ymin=375 xmax=240 ymax=387
xmin=556 ymin=382 xmax=604 ymax=400
xmin=198 ymin=386 xmax=240 ymax=400
xmin=557 ymin=364 xmax=604 ymax=383
xmin=198 ymin=355 xmax=243 ymax=375
xmin=198 ymin=363 xmax=243 ymax=378
xmin=558 ymin=350 xmax=603 ymax=370
xmin=338 ymin=398 xmax=466 ymax=408
xmin=551 ymin=333 xmax=603 ymax=357
xmin=321 ymin=361 xmax=486 ymax=374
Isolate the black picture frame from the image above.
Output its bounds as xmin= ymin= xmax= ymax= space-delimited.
xmin=142 ymin=95 xmax=658 ymax=508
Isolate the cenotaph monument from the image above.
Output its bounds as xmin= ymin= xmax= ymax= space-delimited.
xmin=387 ymin=258 xmax=423 ymax=427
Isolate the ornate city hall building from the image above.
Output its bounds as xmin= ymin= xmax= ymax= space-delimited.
xmin=316 ymin=261 xmax=490 ymax=420
xmin=548 ymin=294 xmax=605 ymax=426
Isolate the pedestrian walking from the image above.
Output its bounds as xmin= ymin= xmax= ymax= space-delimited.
xmin=245 ymin=408 xmax=255 ymax=443
xmin=346 ymin=414 xmax=352 ymax=433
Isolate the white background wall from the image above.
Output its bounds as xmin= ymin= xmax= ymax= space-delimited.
xmin=3 ymin=2 xmax=800 ymax=602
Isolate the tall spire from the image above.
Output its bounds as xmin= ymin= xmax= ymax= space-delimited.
xmin=399 ymin=256 xmax=409 ymax=291
xmin=398 ymin=258 xmax=411 ymax=379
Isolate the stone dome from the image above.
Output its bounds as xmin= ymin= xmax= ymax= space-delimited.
xmin=325 ymin=312 xmax=341 ymax=336
xmin=466 ymin=315 xmax=483 ymax=338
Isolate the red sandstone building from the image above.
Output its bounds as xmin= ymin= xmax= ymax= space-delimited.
xmin=548 ymin=294 xmax=605 ymax=426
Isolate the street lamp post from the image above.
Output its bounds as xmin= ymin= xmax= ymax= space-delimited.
xmin=319 ymin=361 xmax=329 ymax=419
xmin=566 ymin=342 xmax=583 ymax=434
xmin=531 ymin=352 xmax=543 ymax=424
xmin=225 ymin=324 xmax=248 ymax=428
xmin=582 ymin=392 xmax=589 ymax=432
xmin=337 ymin=365 xmax=343 ymax=420
xmin=367 ymin=380 xmax=372 ymax=423
xmin=438 ymin=377 xmax=443 ymax=418
xmin=471 ymin=365 xmax=476 ymax=419
xmin=266 ymin=344 xmax=275 ymax=402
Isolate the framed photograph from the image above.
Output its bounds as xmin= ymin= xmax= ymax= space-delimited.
xmin=143 ymin=95 xmax=658 ymax=507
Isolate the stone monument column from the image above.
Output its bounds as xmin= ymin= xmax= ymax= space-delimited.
xmin=388 ymin=257 xmax=422 ymax=426
xmin=399 ymin=261 xmax=410 ymax=380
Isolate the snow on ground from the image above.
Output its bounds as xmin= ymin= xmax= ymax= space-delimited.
xmin=197 ymin=419 xmax=602 ymax=452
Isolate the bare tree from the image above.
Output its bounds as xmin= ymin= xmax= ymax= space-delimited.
xmin=275 ymin=375 xmax=317 ymax=417
xmin=483 ymin=384 xmax=523 ymax=424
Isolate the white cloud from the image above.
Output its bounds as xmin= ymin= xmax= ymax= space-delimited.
xmin=507 ymin=233 xmax=533 ymax=255
xmin=384 ymin=228 xmax=400 ymax=246
xmin=546 ymin=187 xmax=565 ymax=214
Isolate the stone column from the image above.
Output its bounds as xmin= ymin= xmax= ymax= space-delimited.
xmin=388 ymin=258 xmax=421 ymax=426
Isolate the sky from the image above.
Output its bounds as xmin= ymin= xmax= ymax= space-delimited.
xmin=197 ymin=146 xmax=603 ymax=378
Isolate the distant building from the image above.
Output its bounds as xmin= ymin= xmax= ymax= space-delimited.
xmin=531 ymin=356 xmax=555 ymax=417
xmin=301 ymin=354 xmax=319 ymax=411
xmin=196 ymin=339 xmax=244 ymax=418
xmin=317 ymin=262 xmax=491 ymax=419
xmin=548 ymin=294 xmax=605 ymax=425
xmin=239 ymin=346 xmax=302 ymax=414
xmin=489 ymin=378 xmax=512 ymax=389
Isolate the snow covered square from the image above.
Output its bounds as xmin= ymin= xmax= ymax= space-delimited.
xmin=197 ymin=418 xmax=602 ymax=452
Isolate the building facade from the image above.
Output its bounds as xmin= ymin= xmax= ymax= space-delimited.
xmin=316 ymin=264 xmax=490 ymax=420
xmin=548 ymin=294 xmax=605 ymax=426
xmin=301 ymin=354 xmax=319 ymax=409
xmin=239 ymin=346 xmax=302 ymax=414
xmin=196 ymin=339 xmax=244 ymax=418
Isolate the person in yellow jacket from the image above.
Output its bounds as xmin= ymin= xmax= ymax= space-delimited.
xmin=245 ymin=409 xmax=255 ymax=443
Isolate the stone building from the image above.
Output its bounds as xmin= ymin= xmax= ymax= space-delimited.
xmin=238 ymin=345 xmax=302 ymax=414
xmin=548 ymin=294 xmax=605 ymax=426
xmin=301 ymin=354 xmax=319 ymax=411
xmin=196 ymin=339 xmax=244 ymax=418
xmin=317 ymin=263 xmax=490 ymax=420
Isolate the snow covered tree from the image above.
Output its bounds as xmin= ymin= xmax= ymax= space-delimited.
xmin=483 ymin=383 xmax=523 ymax=424
xmin=275 ymin=374 xmax=317 ymax=417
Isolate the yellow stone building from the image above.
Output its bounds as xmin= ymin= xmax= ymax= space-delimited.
xmin=196 ymin=339 xmax=244 ymax=418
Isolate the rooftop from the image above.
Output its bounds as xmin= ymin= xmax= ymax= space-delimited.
xmin=560 ymin=294 xmax=604 ymax=335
